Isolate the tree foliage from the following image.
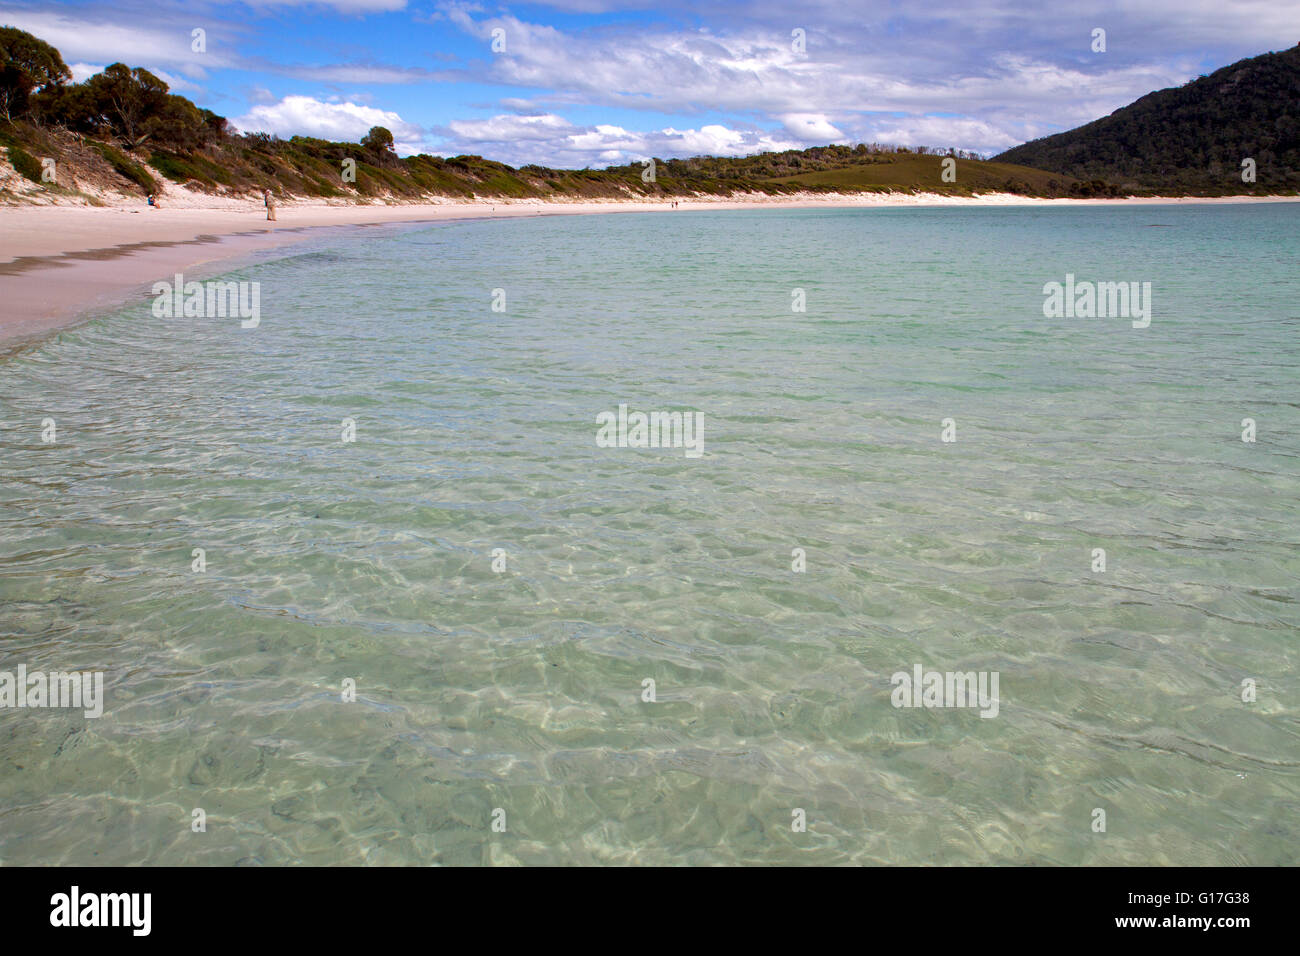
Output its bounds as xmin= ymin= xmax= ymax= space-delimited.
xmin=0 ymin=25 xmax=70 ymax=121
xmin=361 ymin=126 xmax=394 ymax=153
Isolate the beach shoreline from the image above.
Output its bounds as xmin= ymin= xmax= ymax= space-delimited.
xmin=2 ymin=191 xmax=1297 ymax=346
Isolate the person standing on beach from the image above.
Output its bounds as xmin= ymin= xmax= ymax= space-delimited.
xmin=264 ymin=188 xmax=277 ymax=221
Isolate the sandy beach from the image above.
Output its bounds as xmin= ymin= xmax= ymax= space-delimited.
xmin=2 ymin=192 xmax=1296 ymax=346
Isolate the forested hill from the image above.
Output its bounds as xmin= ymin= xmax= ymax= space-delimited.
xmin=994 ymin=44 xmax=1300 ymax=194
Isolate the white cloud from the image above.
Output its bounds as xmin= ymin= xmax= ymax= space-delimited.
xmin=447 ymin=113 xmax=574 ymax=142
xmin=232 ymin=95 xmax=424 ymax=154
xmin=434 ymin=112 xmax=804 ymax=167
xmin=860 ymin=117 xmax=1022 ymax=154
xmin=780 ymin=114 xmax=846 ymax=142
xmin=0 ymin=10 xmax=228 ymax=75
xmin=150 ymin=68 xmax=204 ymax=95
xmin=436 ymin=7 xmax=1276 ymax=154
xmin=68 ymin=62 xmax=103 ymax=83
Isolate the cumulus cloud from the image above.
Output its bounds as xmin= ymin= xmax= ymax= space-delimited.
xmin=780 ymin=114 xmax=847 ymax=142
xmin=447 ymin=112 xmax=574 ymax=142
xmin=68 ymin=62 xmax=104 ymax=83
xmin=434 ymin=5 xmax=1280 ymax=153
xmin=433 ymin=113 xmax=804 ymax=167
xmin=857 ymin=117 xmax=1023 ymax=154
xmin=233 ymin=95 xmax=424 ymax=154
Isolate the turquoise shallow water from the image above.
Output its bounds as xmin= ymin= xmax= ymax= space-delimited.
xmin=1 ymin=204 xmax=1298 ymax=865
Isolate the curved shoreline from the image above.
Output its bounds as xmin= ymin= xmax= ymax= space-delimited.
xmin=2 ymin=193 xmax=1297 ymax=347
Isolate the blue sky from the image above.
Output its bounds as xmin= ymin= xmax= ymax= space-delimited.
xmin=3 ymin=1 xmax=1297 ymax=167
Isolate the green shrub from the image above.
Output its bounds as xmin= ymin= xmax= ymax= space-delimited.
xmin=93 ymin=143 xmax=157 ymax=193
xmin=148 ymin=152 xmax=215 ymax=186
xmin=6 ymin=144 xmax=44 ymax=183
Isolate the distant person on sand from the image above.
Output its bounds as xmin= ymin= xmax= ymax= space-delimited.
xmin=264 ymin=189 xmax=277 ymax=221
xmin=147 ymin=193 xmax=158 ymax=208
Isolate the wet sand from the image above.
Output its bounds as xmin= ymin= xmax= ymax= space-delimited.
xmin=0 ymin=230 xmax=301 ymax=346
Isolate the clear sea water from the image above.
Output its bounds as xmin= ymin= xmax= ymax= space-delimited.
xmin=1 ymin=204 xmax=1297 ymax=865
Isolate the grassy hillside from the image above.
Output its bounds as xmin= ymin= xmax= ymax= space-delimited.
xmin=765 ymin=153 xmax=1080 ymax=195
xmin=1 ymin=118 xmax=1084 ymax=204
xmin=995 ymin=45 xmax=1300 ymax=195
